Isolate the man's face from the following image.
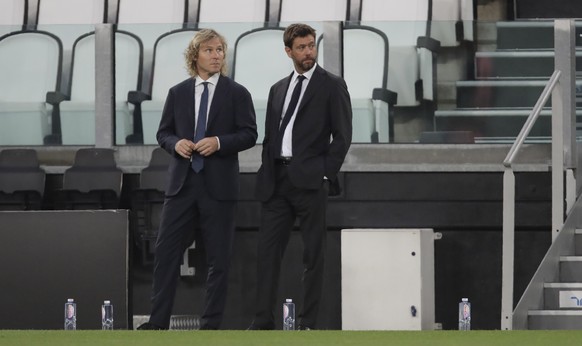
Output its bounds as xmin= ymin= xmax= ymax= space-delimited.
xmin=285 ymin=35 xmax=317 ymax=74
xmin=195 ymin=37 xmax=224 ymax=80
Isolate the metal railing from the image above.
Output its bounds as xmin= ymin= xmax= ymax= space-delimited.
xmin=500 ymin=70 xmax=561 ymax=330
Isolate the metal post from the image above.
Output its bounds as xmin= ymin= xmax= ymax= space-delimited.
xmin=501 ymin=167 xmax=515 ymax=330
xmin=322 ymin=21 xmax=343 ymax=77
xmin=554 ymin=19 xmax=577 ymax=215
xmin=95 ymin=24 xmax=115 ymax=148
xmin=552 ymin=19 xmax=575 ymax=240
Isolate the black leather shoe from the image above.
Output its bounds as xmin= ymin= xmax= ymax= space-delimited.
xmin=136 ymin=322 xmax=165 ymax=330
xmin=297 ymin=324 xmax=313 ymax=331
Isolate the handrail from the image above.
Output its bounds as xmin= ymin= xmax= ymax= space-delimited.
xmin=503 ymin=70 xmax=561 ymax=167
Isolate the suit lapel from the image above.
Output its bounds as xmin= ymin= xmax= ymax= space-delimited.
xmin=274 ymin=73 xmax=293 ymax=116
xmin=270 ymin=73 xmax=294 ymax=133
xmin=186 ymin=78 xmax=195 ymax=137
xmin=297 ymin=65 xmax=325 ymax=114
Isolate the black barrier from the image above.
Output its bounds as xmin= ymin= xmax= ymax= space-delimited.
xmin=0 ymin=210 xmax=128 ymax=329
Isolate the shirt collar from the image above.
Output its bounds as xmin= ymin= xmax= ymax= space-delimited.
xmin=196 ymin=73 xmax=220 ymax=87
xmin=292 ymin=63 xmax=317 ymax=83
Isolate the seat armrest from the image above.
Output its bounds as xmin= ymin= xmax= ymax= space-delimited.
xmin=417 ymin=36 xmax=441 ymax=52
xmin=128 ymin=91 xmax=151 ymax=105
xmin=372 ymin=88 xmax=398 ymax=105
xmin=46 ymin=91 xmax=69 ymax=105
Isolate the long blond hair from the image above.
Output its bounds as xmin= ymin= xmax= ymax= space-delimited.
xmin=184 ymin=29 xmax=228 ymax=78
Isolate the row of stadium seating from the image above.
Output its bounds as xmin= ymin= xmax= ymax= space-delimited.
xmin=0 ymin=0 xmax=474 ymax=146
xmin=0 ymin=147 xmax=169 ymax=263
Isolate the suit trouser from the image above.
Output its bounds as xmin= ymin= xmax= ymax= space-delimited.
xmin=149 ymin=169 xmax=235 ymax=329
xmin=254 ymin=164 xmax=329 ymax=328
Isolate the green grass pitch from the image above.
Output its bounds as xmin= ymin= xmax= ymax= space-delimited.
xmin=2 ymin=330 xmax=582 ymax=346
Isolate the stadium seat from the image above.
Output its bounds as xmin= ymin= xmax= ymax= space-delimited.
xmin=430 ymin=0 xmax=474 ymax=47
xmin=198 ymin=0 xmax=268 ymax=69
xmin=130 ymin=147 xmax=170 ymax=264
xmin=117 ymin=0 xmax=188 ymax=56
xmin=279 ymin=0 xmax=348 ymax=23
xmin=0 ymin=149 xmax=45 ymax=210
xmin=277 ymin=0 xmax=349 ymax=38
xmin=59 ymin=30 xmax=143 ymax=145
xmin=141 ymin=28 xmax=199 ymax=144
xmin=0 ymin=30 xmax=63 ymax=145
xmin=232 ymin=27 xmax=293 ymax=142
xmin=54 ymin=148 xmax=123 ymax=210
xmin=36 ymin=0 xmax=106 ymax=50
xmin=0 ymin=0 xmax=27 ymax=37
xmin=319 ymin=25 xmax=398 ymax=143
xmin=360 ymin=0 xmax=440 ymax=106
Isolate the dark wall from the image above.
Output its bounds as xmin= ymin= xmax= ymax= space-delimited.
xmin=0 ymin=211 xmax=129 ymax=329
xmin=41 ymin=170 xmax=552 ymax=330
xmin=514 ymin=0 xmax=582 ymax=18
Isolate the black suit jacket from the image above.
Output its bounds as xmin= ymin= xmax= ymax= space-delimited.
xmin=256 ymin=65 xmax=352 ymax=202
xmin=157 ymin=75 xmax=257 ymax=200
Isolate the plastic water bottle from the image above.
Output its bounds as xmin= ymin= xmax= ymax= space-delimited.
xmin=458 ymin=297 xmax=471 ymax=330
xmin=64 ymin=298 xmax=77 ymax=330
xmin=283 ymin=299 xmax=295 ymax=330
xmin=102 ymin=300 xmax=114 ymax=330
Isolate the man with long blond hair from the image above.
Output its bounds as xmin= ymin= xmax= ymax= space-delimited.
xmin=138 ymin=29 xmax=257 ymax=330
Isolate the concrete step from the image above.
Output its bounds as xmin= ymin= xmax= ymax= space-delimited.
xmin=496 ymin=21 xmax=582 ymax=50
xmin=434 ymin=109 xmax=554 ymax=139
xmin=543 ymin=282 xmax=582 ymax=309
xmin=435 ymin=108 xmax=582 ymax=140
xmin=528 ymin=310 xmax=582 ymax=330
xmin=560 ymin=256 xmax=582 ymax=282
xmin=475 ymin=51 xmax=582 ymax=79
xmin=456 ymin=80 xmax=582 ymax=108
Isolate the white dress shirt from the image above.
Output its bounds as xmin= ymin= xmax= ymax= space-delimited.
xmin=195 ymin=73 xmax=220 ymax=149
xmin=280 ymin=63 xmax=317 ymax=158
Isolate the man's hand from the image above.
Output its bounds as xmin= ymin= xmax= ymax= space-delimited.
xmin=175 ymin=139 xmax=196 ymax=159
xmin=194 ymin=137 xmax=219 ymax=156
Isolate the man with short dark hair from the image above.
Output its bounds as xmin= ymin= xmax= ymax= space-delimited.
xmin=249 ymin=23 xmax=352 ymax=330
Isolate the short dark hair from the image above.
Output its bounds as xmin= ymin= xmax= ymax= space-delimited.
xmin=283 ymin=23 xmax=316 ymax=48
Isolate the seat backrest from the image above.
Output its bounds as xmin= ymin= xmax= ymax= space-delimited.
xmin=37 ymin=0 xmax=106 ymax=49
xmin=0 ymin=31 xmax=62 ymax=102
xmin=199 ymin=0 xmax=267 ymax=23
xmin=342 ymin=26 xmax=388 ymax=99
xmin=63 ymin=148 xmax=123 ymax=196
xmin=279 ymin=0 xmax=348 ymax=22
xmin=232 ymin=27 xmax=292 ymax=101
xmin=430 ymin=0 xmax=460 ymax=46
xmin=360 ymin=0 xmax=429 ymax=46
xmin=140 ymin=147 xmax=171 ymax=191
xmin=0 ymin=149 xmax=45 ymax=195
xmin=117 ymin=0 xmax=187 ymax=49
xmin=0 ymin=0 xmax=26 ymax=34
xmin=68 ymin=30 xmax=142 ymax=101
xmin=149 ymin=29 xmax=198 ymax=100
xmin=198 ymin=0 xmax=268 ymax=53
xmin=118 ymin=0 xmax=186 ymax=24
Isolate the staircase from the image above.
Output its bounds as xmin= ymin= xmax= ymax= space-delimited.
xmin=435 ymin=20 xmax=582 ymax=142
xmin=511 ymin=190 xmax=582 ymax=330
xmin=527 ymin=229 xmax=582 ymax=329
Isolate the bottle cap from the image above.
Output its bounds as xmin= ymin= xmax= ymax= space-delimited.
xmin=286 ymin=298 xmax=292 ymax=303
xmin=67 ymin=298 xmax=74 ymax=303
xmin=461 ymin=298 xmax=468 ymax=302
xmin=104 ymin=300 xmax=111 ymax=304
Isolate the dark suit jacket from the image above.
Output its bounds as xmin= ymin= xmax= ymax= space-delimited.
xmin=256 ymin=65 xmax=352 ymax=202
xmin=157 ymin=75 xmax=257 ymax=200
